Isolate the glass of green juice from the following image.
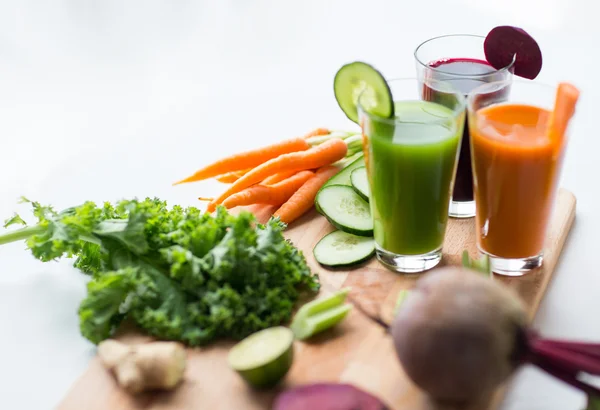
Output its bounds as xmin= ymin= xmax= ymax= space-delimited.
xmin=358 ymin=78 xmax=466 ymax=273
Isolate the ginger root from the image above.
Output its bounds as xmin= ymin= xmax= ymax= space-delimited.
xmin=98 ymin=339 xmax=187 ymax=394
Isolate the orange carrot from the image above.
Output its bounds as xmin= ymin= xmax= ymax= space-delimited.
xmin=274 ymin=165 xmax=340 ymax=224
xmin=302 ymin=127 xmax=330 ymax=139
xmin=222 ymin=171 xmax=314 ymax=209
xmin=205 ymin=138 xmax=347 ymax=212
xmin=262 ymin=170 xmax=298 ymax=185
xmin=215 ymin=169 xmax=250 ymax=183
xmin=174 ymin=138 xmax=310 ymax=185
xmin=548 ymin=82 xmax=580 ymax=155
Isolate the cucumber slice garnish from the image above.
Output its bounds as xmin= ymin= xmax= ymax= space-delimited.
xmin=350 ymin=167 xmax=370 ymax=202
xmin=228 ymin=326 xmax=294 ymax=389
xmin=290 ymin=288 xmax=352 ymax=340
xmin=314 ymin=230 xmax=375 ymax=268
xmin=334 ymin=61 xmax=394 ymax=124
xmin=315 ymin=185 xmax=373 ymax=237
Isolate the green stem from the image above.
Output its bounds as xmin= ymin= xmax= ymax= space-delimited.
xmin=0 ymin=226 xmax=101 ymax=246
xmin=306 ymin=131 xmax=357 ymax=146
xmin=333 ymin=151 xmax=363 ymax=167
xmin=80 ymin=234 xmax=102 ymax=246
xmin=587 ymin=395 xmax=600 ymax=410
xmin=0 ymin=225 xmax=45 ymax=245
xmin=394 ymin=290 xmax=410 ymax=316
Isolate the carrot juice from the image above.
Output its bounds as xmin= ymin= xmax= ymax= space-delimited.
xmin=470 ymin=101 xmax=568 ymax=269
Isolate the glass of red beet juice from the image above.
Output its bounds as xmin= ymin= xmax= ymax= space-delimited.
xmin=415 ymin=34 xmax=515 ymax=218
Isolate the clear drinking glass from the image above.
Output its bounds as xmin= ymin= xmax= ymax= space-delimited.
xmin=358 ymin=78 xmax=466 ymax=273
xmin=414 ymin=34 xmax=515 ymax=218
xmin=468 ymin=79 xmax=573 ymax=276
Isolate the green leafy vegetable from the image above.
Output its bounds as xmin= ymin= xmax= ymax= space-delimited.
xmin=0 ymin=198 xmax=320 ymax=346
xmin=3 ymin=213 xmax=26 ymax=228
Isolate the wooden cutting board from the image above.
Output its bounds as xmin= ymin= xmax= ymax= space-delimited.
xmin=58 ymin=188 xmax=576 ymax=410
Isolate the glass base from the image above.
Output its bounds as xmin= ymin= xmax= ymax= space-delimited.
xmin=481 ymin=249 xmax=543 ymax=277
xmin=375 ymin=246 xmax=442 ymax=274
xmin=449 ymin=200 xmax=475 ymax=219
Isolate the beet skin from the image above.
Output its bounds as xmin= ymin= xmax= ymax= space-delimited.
xmin=391 ymin=267 xmax=528 ymax=403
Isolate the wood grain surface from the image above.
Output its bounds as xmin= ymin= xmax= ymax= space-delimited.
xmin=58 ymin=189 xmax=576 ymax=410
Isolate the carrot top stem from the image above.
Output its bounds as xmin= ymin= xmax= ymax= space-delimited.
xmin=306 ymin=131 xmax=355 ymax=146
xmin=205 ymin=138 xmax=347 ymax=212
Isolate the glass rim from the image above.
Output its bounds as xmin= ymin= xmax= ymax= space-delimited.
xmin=357 ymin=77 xmax=467 ymax=126
xmin=414 ymin=34 xmax=516 ymax=78
xmin=467 ymin=78 xmax=556 ymax=113
xmin=467 ymin=79 xmax=556 ymax=129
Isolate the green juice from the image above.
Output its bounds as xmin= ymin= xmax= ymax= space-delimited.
xmin=366 ymin=100 xmax=462 ymax=255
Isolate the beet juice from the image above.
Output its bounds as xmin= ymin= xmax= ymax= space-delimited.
xmin=414 ymin=35 xmax=514 ymax=218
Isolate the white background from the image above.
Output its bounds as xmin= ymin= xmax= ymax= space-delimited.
xmin=0 ymin=1 xmax=598 ymax=409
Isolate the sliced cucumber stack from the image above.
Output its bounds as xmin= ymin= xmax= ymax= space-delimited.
xmin=315 ymin=155 xmax=366 ymax=215
xmin=228 ymin=327 xmax=294 ymax=389
xmin=315 ymin=185 xmax=373 ymax=237
xmin=322 ymin=155 xmax=365 ymax=190
xmin=350 ymin=167 xmax=370 ymax=202
xmin=314 ymin=230 xmax=375 ymax=268
xmin=334 ymin=61 xmax=394 ymax=124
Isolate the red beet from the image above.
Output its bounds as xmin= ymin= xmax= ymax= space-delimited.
xmin=391 ymin=267 xmax=527 ymax=403
xmin=484 ymin=26 xmax=543 ymax=80
xmin=273 ymin=383 xmax=389 ymax=410
xmin=385 ymin=266 xmax=600 ymax=405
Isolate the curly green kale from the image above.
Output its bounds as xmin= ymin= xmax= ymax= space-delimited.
xmin=0 ymin=198 xmax=319 ymax=346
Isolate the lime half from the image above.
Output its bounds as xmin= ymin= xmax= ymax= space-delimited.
xmin=228 ymin=326 xmax=294 ymax=389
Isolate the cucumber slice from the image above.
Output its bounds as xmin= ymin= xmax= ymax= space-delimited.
xmin=228 ymin=326 xmax=294 ymax=389
xmin=315 ymin=185 xmax=373 ymax=237
xmin=350 ymin=167 xmax=370 ymax=202
xmin=334 ymin=61 xmax=394 ymax=124
xmin=316 ymin=155 xmax=365 ymax=214
xmin=324 ymin=155 xmax=365 ymax=189
xmin=291 ymin=288 xmax=352 ymax=340
xmin=314 ymin=230 xmax=375 ymax=268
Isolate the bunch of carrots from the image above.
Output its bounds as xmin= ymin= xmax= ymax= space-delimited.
xmin=174 ymin=128 xmax=363 ymax=225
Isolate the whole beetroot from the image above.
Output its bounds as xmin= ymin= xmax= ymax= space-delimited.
xmin=391 ymin=266 xmax=528 ymax=403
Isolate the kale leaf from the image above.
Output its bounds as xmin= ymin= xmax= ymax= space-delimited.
xmin=1 ymin=198 xmax=319 ymax=345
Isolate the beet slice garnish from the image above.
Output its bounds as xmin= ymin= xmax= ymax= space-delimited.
xmin=484 ymin=26 xmax=543 ymax=80
xmin=272 ymin=383 xmax=389 ymax=410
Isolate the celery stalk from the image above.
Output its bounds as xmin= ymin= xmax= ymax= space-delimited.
xmin=291 ymin=288 xmax=352 ymax=340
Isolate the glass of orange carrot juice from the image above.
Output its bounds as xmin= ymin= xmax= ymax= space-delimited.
xmin=468 ymin=79 xmax=578 ymax=276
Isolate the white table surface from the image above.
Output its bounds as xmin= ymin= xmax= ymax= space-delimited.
xmin=0 ymin=1 xmax=598 ymax=409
